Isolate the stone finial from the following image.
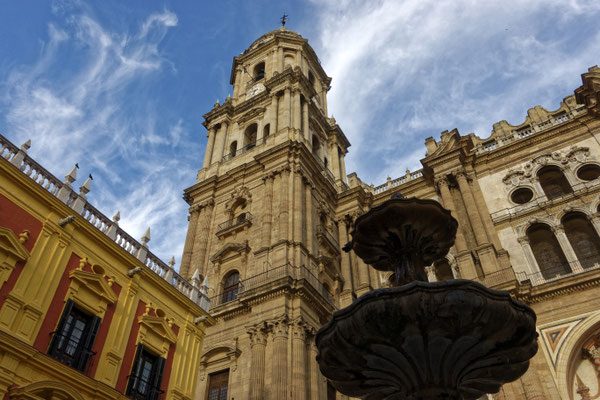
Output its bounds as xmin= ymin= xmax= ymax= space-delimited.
xmin=65 ymin=164 xmax=78 ymax=185
xmin=112 ymin=211 xmax=120 ymax=223
xmin=226 ymin=93 xmax=231 ymax=101
xmin=18 ymin=230 xmax=30 ymax=244
xmin=214 ymin=99 xmax=220 ymax=107
xmin=169 ymin=256 xmax=176 ymax=269
xmin=141 ymin=227 xmax=151 ymax=246
xmin=79 ymin=176 xmax=91 ymax=196
xmin=9 ymin=139 xmax=31 ymax=168
xmin=20 ymin=139 xmax=31 ymax=151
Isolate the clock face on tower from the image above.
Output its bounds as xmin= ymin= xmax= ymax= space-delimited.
xmin=246 ymin=83 xmax=266 ymax=100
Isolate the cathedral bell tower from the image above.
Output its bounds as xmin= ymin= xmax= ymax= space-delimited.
xmin=180 ymin=26 xmax=352 ymax=399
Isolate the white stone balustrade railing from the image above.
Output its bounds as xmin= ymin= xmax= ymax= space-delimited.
xmin=475 ymin=105 xmax=586 ymax=155
xmin=372 ymin=169 xmax=424 ymax=196
xmin=1 ymin=134 xmax=63 ymax=197
xmin=0 ymin=133 xmax=210 ymax=312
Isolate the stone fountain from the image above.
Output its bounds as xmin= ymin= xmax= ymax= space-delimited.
xmin=316 ymin=194 xmax=538 ymax=400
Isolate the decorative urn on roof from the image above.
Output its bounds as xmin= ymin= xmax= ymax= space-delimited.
xmin=316 ymin=193 xmax=538 ymax=400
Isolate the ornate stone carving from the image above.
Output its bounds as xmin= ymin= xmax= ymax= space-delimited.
xmin=269 ymin=315 xmax=289 ymax=339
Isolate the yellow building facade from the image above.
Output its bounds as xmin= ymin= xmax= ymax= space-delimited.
xmin=180 ymin=27 xmax=600 ymax=400
xmin=0 ymin=134 xmax=213 ymax=399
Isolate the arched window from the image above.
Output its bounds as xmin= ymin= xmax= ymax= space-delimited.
xmin=527 ymin=223 xmax=570 ymax=279
xmin=562 ymin=212 xmax=600 ymax=269
xmin=434 ymin=259 xmax=454 ymax=280
xmin=253 ymin=62 xmax=265 ymax=81
xmin=263 ymin=123 xmax=270 ymax=138
xmin=229 ymin=141 xmax=237 ymax=157
xmin=222 ymin=271 xmax=239 ymax=303
xmin=537 ymin=166 xmax=573 ymax=200
xmin=244 ymin=124 xmax=257 ymax=149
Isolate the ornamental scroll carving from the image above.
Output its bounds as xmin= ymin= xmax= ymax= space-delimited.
xmin=502 ymin=146 xmax=592 ymax=187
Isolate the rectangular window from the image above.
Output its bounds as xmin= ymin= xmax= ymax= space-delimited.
xmin=48 ymin=299 xmax=101 ymax=372
xmin=207 ymin=370 xmax=229 ymax=400
xmin=126 ymin=344 xmax=166 ymax=400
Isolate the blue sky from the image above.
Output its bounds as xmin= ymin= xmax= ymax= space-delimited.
xmin=1 ymin=0 xmax=599 ymax=268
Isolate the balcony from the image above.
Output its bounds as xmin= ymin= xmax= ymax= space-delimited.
xmin=222 ymin=137 xmax=266 ymax=162
xmin=209 ymin=263 xmax=334 ymax=311
xmin=516 ymin=254 xmax=600 ymax=287
xmin=216 ymin=212 xmax=253 ymax=238
xmin=316 ymin=225 xmax=340 ymax=255
xmin=491 ymin=180 xmax=600 ymax=223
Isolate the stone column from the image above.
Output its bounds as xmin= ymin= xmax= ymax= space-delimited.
xmin=455 ymin=170 xmax=489 ymax=246
xmin=553 ymin=225 xmax=584 ymax=273
xmin=190 ymin=200 xmax=214 ymax=278
xmin=435 ymin=176 xmax=477 ymax=278
xmin=425 ymin=266 xmax=438 ymax=282
xmin=338 ymin=218 xmax=353 ymax=302
xmin=180 ymin=205 xmax=200 ymax=278
xmin=279 ymin=168 xmax=290 ymax=241
xmin=278 ymin=46 xmax=284 ymax=72
xmin=330 ymin=142 xmax=341 ymax=180
xmin=202 ymin=127 xmax=216 ymax=168
xmin=248 ymin=324 xmax=268 ymax=400
xmin=272 ymin=94 xmax=280 ymax=133
xmin=280 ymin=88 xmax=291 ymax=131
xmin=210 ymin=122 xmax=228 ymax=164
xmin=292 ymin=319 xmax=307 ymax=400
xmin=307 ymin=334 xmax=321 ymax=400
xmin=294 ymin=170 xmax=304 ymax=243
xmin=262 ymin=174 xmax=274 ymax=248
xmin=293 ymin=90 xmax=302 ymax=134
xmin=520 ymin=368 xmax=545 ymax=400
xmin=355 ymin=256 xmax=371 ymax=294
xmin=305 ymin=182 xmax=313 ymax=254
xmin=270 ymin=316 xmax=289 ymax=400
xmin=233 ymin=68 xmax=242 ymax=98
xmin=339 ymin=152 xmax=347 ymax=184
xmin=303 ymin=100 xmax=310 ymax=141
xmin=518 ymin=237 xmax=540 ymax=276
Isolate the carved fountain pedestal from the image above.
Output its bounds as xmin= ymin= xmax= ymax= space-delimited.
xmin=316 ymin=195 xmax=538 ymax=400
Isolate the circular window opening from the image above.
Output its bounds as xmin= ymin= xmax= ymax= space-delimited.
xmin=511 ymin=187 xmax=534 ymax=204
xmin=577 ymin=164 xmax=600 ymax=181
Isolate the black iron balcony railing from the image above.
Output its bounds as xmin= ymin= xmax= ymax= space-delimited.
xmin=216 ymin=212 xmax=253 ymax=234
xmin=517 ymin=253 xmax=600 ymax=287
xmin=490 ymin=180 xmax=600 ymax=222
xmin=48 ymin=331 xmax=97 ymax=374
xmin=222 ymin=137 xmax=266 ymax=162
xmin=209 ymin=263 xmax=334 ymax=309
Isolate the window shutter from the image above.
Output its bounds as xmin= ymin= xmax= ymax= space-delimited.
xmin=75 ymin=314 xmax=101 ymax=372
xmin=150 ymin=356 xmax=166 ymax=400
xmin=126 ymin=343 xmax=144 ymax=396
xmin=48 ymin=299 xmax=74 ymax=355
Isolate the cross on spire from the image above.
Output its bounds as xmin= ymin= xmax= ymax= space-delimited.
xmin=280 ymin=13 xmax=288 ymax=26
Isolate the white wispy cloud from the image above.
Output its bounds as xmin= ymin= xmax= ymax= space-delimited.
xmin=0 ymin=6 xmax=193 ymax=266
xmin=309 ymin=0 xmax=600 ymax=185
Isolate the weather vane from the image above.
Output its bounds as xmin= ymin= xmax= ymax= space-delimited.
xmin=281 ymin=13 xmax=288 ymax=26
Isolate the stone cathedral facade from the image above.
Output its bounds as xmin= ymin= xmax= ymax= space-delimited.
xmin=180 ymin=27 xmax=600 ymax=400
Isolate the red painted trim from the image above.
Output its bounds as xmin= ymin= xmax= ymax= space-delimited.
xmin=160 ymin=324 xmax=179 ymax=396
xmin=115 ymin=300 xmax=146 ymax=393
xmin=33 ymin=253 xmax=81 ymax=352
xmin=89 ymin=281 xmax=122 ymax=378
xmin=0 ymin=193 xmax=43 ymax=252
xmin=0 ymin=194 xmax=43 ymax=305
